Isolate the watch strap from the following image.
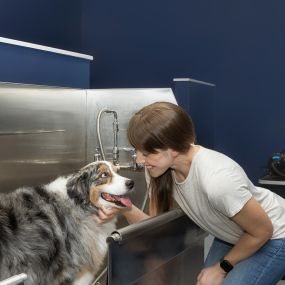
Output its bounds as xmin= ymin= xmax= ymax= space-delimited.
xmin=220 ymin=258 xmax=234 ymax=273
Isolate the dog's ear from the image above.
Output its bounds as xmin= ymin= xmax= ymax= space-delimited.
xmin=67 ymin=163 xmax=102 ymax=208
xmin=67 ymin=167 xmax=95 ymax=207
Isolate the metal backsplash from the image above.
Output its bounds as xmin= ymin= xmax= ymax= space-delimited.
xmin=0 ymin=83 xmax=177 ymax=194
xmin=86 ymin=88 xmax=177 ymax=164
xmin=0 ymin=83 xmax=87 ymax=192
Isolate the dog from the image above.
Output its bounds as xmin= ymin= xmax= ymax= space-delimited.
xmin=0 ymin=161 xmax=134 ymax=285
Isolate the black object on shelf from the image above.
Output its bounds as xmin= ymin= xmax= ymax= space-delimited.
xmin=259 ymin=150 xmax=285 ymax=186
xmin=267 ymin=151 xmax=285 ymax=178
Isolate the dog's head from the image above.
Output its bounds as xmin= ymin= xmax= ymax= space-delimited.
xmin=66 ymin=161 xmax=133 ymax=210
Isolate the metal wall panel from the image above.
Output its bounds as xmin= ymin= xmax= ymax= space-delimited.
xmin=0 ymin=83 xmax=87 ymax=192
xmin=86 ymin=88 xmax=177 ymax=164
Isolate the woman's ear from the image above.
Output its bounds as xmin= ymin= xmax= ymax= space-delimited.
xmin=169 ymin=149 xmax=179 ymax=158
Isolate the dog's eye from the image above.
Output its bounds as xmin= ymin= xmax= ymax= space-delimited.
xmin=100 ymin=172 xmax=109 ymax=178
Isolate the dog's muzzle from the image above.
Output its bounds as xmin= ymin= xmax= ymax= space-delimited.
xmin=125 ymin=179 xmax=134 ymax=190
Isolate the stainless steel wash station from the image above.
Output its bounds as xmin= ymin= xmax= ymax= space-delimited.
xmin=0 ymin=83 xmax=206 ymax=285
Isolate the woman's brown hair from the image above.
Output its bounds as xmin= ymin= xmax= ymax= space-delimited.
xmin=127 ymin=102 xmax=196 ymax=215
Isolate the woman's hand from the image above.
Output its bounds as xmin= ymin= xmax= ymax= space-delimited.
xmin=94 ymin=204 xmax=149 ymax=225
xmin=196 ymin=263 xmax=226 ymax=285
xmin=93 ymin=206 xmax=122 ymax=224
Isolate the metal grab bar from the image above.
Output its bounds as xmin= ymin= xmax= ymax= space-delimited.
xmin=107 ymin=209 xmax=206 ymax=285
xmin=107 ymin=208 xmax=185 ymax=244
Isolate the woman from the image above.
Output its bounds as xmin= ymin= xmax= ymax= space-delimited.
xmin=96 ymin=101 xmax=285 ymax=285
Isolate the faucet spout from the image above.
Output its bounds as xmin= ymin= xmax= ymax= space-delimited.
xmin=96 ymin=108 xmax=119 ymax=164
xmin=111 ymin=112 xmax=119 ymax=165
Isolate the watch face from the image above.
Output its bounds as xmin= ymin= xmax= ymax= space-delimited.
xmin=220 ymin=259 xmax=233 ymax=273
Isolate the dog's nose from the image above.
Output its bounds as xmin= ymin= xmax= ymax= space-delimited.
xmin=125 ymin=179 xmax=134 ymax=190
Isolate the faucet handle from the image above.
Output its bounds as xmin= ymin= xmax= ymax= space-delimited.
xmin=122 ymin=147 xmax=136 ymax=163
xmin=122 ymin=147 xmax=135 ymax=154
xmin=122 ymin=148 xmax=144 ymax=171
xmin=94 ymin=147 xmax=102 ymax=161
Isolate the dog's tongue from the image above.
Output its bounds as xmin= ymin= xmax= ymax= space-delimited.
xmin=116 ymin=196 xmax=132 ymax=207
xmin=102 ymin=192 xmax=132 ymax=208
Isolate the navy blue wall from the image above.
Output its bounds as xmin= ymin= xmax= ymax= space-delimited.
xmin=0 ymin=0 xmax=82 ymax=51
xmin=0 ymin=1 xmax=91 ymax=88
xmin=1 ymin=1 xmax=285 ymax=184
xmin=82 ymin=0 xmax=213 ymax=88
xmin=82 ymin=1 xmax=285 ymax=184
xmin=0 ymin=43 xmax=91 ymax=88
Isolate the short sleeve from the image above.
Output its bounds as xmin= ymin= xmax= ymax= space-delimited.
xmin=208 ymin=165 xmax=252 ymax=218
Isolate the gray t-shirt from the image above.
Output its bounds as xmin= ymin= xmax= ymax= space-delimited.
xmin=168 ymin=147 xmax=285 ymax=244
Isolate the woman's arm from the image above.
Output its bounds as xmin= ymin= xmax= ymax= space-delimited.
xmin=95 ymin=204 xmax=150 ymax=224
xmin=197 ymin=197 xmax=273 ymax=285
xmin=122 ymin=204 xmax=151 ymax=224
xmin=223 ymin=197 xmax=273 ymax=265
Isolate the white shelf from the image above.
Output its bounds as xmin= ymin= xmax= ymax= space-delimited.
xmin=259 ymin=179 xmax=285 ymax=186
xmin=173 ymin=77 xmax=215 ymax=87
xmin=0 ymin=36 xmax=93 ymax=61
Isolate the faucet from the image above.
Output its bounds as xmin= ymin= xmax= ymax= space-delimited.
xmin=96 ymin=108 xmax=119 ymax=165
xmin=96 ymin=108 xmax=144 ymax=170
xmin=122 ymin=148 xmax=144 ymax=171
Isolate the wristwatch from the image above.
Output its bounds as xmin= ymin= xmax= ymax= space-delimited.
xmin=220 ymin=258 xmax=234 ymax=273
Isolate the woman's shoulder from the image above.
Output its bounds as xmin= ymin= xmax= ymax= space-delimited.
xmin=195 ymin=146 xmax=239 ymax=169
xmin=194 ymin=147 xmax=249 ymax=190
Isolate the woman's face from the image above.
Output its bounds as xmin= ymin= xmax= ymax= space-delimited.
xmin=136 ymin=149 xmax=176 ymax=177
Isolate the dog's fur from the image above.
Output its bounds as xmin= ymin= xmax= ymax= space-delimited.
xmin=0 ymin=161 xmax=134 ymax=285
